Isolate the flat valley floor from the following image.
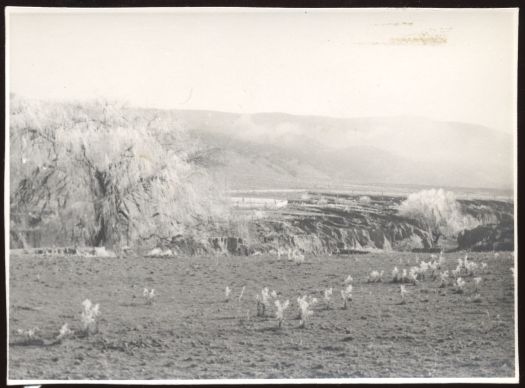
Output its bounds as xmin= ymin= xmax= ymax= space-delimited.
xmin=8 ymin=251 xmax=516 ymax=380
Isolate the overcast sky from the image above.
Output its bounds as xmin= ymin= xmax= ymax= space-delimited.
xmin=7 ymin=8 xmax=518 ymax=133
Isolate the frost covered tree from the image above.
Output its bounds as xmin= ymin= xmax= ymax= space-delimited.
xmin=397 ymin=188 xmax=479 ymax=246
xmin=9 ymin=96 xmax=227 ymax=249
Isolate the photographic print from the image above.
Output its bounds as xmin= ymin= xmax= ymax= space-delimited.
xmin=5 ymin=7 xmax=518 ymax=384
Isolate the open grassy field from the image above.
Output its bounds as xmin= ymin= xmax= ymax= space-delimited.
xmin=8 ymin=251 xmax=516 ymax=380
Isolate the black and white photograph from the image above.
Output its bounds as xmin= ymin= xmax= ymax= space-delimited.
xmin=5 ymin=7 xmax=518 ymax=384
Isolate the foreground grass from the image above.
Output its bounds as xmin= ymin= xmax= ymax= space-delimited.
xmin=8 ymin=251 xmax=515 ymax=380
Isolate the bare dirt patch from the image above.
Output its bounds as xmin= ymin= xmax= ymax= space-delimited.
xmin=8 ymin=251 xmax=515 ymax=380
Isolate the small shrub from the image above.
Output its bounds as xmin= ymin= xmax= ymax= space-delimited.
xmin=297 ymin=295 xmax=317 ymax=328
xmin=256 ymin=287 xmax=277 ymax=317
xmin=81 ymin=299 xmax=100 ymax=335
xmin=16 ymin=327 xmax=39 ymax=340
xmin=56 ymin=323 xmax=73 ymax=341
xmin=323 ymin=287 xmax=333 ymax=308
xmin=392 ymin=267 xmax=400 ymax=283
xmin=340 ymin=284 xmax=353 ymax=309
xmin=409 ymin=267 xmax=419 ymax=285
xmin=455 ymin=278 xmax=466 ymax=294
xmin=473 ymin=277 xmax=482 ymax=291
xmin=439 ymin=271 xmax=450 ymax=288
xmin=274 ymin=299 xmax=290 ymax=328
xmin=401 ymin=268 xmax=409 ymax=283
xmin=143 ymin=288 xmax=156 ymax=305
xmin=367 ymin=270 xmax=383 ymax=283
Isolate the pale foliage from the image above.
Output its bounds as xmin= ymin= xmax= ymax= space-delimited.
xmin=367 ymin=270 xmax=383 ymax=283
xmin=274 ymin=299 xmax=290 ymax=328
xmin=400 ymin=285 xmax=408 ymax=303
xmin=10 ymin=96 xmax=229 ymax=248
xmin=297 ymin=295 xmax=317 ymax=327
xmin=81 ymin=299 xmax=100 ymax=334
xmin=256 ymin=287 xmax=277 ymax=316
xmin=56 ymin=323 xmax=73 ymax=340
xmin=143 ymin=288 xmax=156 ymax=304
xmin=397 ymin=189 xmax=479 ymax=243
xmin=340 ymin=284 xmax=353 ymax=309
xmin=323 ymin=288 xmax=333 ymax=304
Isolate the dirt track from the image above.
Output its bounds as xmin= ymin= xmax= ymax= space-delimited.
xmin=8 ymin=251 xmax=516 ymax=380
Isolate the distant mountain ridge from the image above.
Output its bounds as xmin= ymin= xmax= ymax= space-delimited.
xmin=167 ymin=109 xmax=513 ymax=191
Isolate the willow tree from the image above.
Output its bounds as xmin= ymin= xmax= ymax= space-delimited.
xmin=397 ymin=188 xmax=479 ymax=246
xmin=9 ymin=96 xmax=228 ymax=249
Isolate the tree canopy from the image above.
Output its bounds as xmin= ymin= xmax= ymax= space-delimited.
xmin=397 ymin=188 xmax=479 ymax=245
xmin=9 ymin=96 xmax=228 ymax=249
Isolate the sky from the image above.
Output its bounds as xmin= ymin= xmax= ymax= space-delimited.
xmin=7 ymin=8 xmax=518 ymax=133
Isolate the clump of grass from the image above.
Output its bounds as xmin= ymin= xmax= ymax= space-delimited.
xmin=256 ymin=287 xmax=277 ymax=317
xmin=392 ymin=267 xmax=400 ymax=283
xmin=81 ymin=299 xmax=100 ymax=335
xmin=439 ymin=271 xmax=450 ymax=288
xmin=274 ymin=299 xmax=290 ymax=328
xmin=399 ymin=285 xmax=408 ymax=304
xmin=323 ymin=287 xmax=333 ymax=308
xmin=473 ymin=277 xmax=482 ymax=292
xmin=143 ymin=288 xmax=156 ymax=305
xmin=455 ymin=278 xmax=466 ymax=294
xmin=16 ymin=327 xmax=39 ymax=340
xmin=297 ymin=295 xmax=317 ymax=328
xmin=340 ymin=284 xmax=353 ymax=309
xmin=367 ymin=270 xmax=383 ymax=283
xmin=56 ymin=323 xmax=73 ymax=341
xmin=409 ymin=267 xmax=419 ymax=285
xmin=401 ymin=268 xmax=409 ymax=283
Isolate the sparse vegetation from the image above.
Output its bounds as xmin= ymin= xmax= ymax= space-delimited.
xmin=80 ymin=299 xmax=100 ymax=335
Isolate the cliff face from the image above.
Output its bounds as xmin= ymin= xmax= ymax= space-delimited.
xmin=203 ymin=194 xmax=514 ymax=255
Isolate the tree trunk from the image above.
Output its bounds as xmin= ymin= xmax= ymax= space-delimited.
xmin=90 ymin=170 xmax=112 ymax=247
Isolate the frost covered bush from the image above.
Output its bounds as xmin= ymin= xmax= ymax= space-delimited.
xmin=367 ymin=270 xmax=383 ymax=283
xmin=56 ymin=323 xmax=73 ymax=341
xmin=359 ymin=196 xmax=372 ymax=204
xmin=256 ymin=287 xmax=277 ymax=317
xmin=274 ymin=299 xmax=290 ymax=328
xmin=323 ymin=287 xmax=333 ymax=308
xmin=9 ymin=96 xmax=229 ymax=249
xmin=81 ymin=299 xmax=100 ymax=334
xmin=143 ymin=288 xmax=156 ymax=305
xmin=297 ymin=295 xmax=318 ymax=328
xmin=397 ymin=189 xmax=479 ymax=246
xmin=455 ymin=278 xmax=466 ymax=294
xmin=439 ymin=271 xmax=450 ymax=288
xmin=340 ymin=285 xmax=353 ymax=309
xmin=16 ymin=327 xmax=39 ymax=340
xmin=392 ymin=267 xmax=400 ymax=283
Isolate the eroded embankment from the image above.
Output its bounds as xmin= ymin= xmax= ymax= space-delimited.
xmin=164 ymin=194 xmax=513 ymax=256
